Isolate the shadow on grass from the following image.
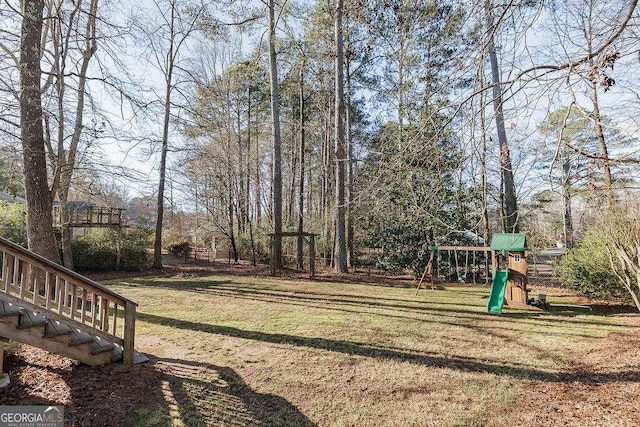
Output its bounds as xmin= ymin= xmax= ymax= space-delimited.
xmin=589 ymin=304 xmax=639 ymax=315
xmin=137 ymin=312 xmax=640 ymax=385
xmin=131 ymin=357 xmax=314 ymax=427
xmin=119 ymin=274 xmax=635 ymax=327
xmin=172 ymin=283 xmax=627 ymax=329
xmin=0 ymin=346 xmax=313 ymax=427
xmin=118 ymin=278 xmax=234 ymax=290
xmin=186 ymin=286 xmax=621 ymax=340
xmin=115 ymin=275 xmax=630 ymax=338
xmin=119 ymin=276 xmax=630 ymax=329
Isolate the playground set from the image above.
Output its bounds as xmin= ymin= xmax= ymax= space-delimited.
xmin=416 ymin=233 xmax=540 ymax=314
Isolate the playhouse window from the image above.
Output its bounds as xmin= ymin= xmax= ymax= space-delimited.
xmin=514 ymin=254 xmax=521 ymax=263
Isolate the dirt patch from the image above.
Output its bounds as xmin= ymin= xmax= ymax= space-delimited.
xmin=0 ymin=344 xmax=314 ymax=426
xmin=0 ymin=345 xmax=163 ymax=426
xmin=512 ymin=331 xmax=640 ymax=426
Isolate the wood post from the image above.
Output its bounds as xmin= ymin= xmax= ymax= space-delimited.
xmin=415 ymin=250 xmax=435 ymax=294
xmin=2 ymin=254 xmax=9 ymax=292
xmin=123 ymin=301 xmax=136 ymax=365
xmin=269 ymin=232 xmax=317 ymax=277
xmin=309 ymin=234 xmax=316 ymax=278
xmin=0 ymin=339 xmax=8 ymax=387
xmin=269 ymin=235 xmax=276 ymax=275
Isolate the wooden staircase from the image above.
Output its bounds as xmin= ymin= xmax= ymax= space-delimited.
xmin=0 ymin=237 xmax=139 ymax=366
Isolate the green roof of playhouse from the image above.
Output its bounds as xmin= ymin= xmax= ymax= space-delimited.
xmin=490 ymin=233 xmax=526 ymax=251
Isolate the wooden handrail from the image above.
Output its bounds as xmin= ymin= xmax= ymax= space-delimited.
xmin=0 ymin=236 xmax=137 ymax=364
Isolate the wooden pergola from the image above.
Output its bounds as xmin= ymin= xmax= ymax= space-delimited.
xmin=268 ymin=232 xmax=318 ymax=278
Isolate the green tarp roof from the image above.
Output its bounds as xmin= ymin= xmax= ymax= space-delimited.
xmin=490 ymin=233 xmax=526 ymax=251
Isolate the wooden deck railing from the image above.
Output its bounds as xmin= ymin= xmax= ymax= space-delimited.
xmin=53 ymin=206 xmax=126 ymax=228
xmin=0 ymin=237 xmax=137 ymax=364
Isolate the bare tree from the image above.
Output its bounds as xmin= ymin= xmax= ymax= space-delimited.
xmin=596 ymin=202 xmax=640 ymax=311
xmin=141 ymin=0 xmax=205 ymax=269
xmin=484 ymin=0 xmax=518 ymax=232
xmin=20 ymin=0 xmax=59 ymax=261
xmin=47 ymin=0 xmax=99 ymax=269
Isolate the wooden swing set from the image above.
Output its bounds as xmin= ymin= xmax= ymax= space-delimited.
xmin=415 ymin=234 xmax=531 ymax=313
xmin=415 ymin=245 xmax=492 ymax=295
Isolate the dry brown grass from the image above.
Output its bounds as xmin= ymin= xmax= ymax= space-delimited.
xmin=94 ymin=271 xmax=640 ymax=427
xmin=1 ymin=262 xmax=637 ymax=426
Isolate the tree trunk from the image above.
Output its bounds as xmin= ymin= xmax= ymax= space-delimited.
xmin=589 ymin=70 xmax=613 ymax=199
xmin=480 ymin=84 xmax=490 ymax=245
xmin=20 ymin=0 xmax=60 ymax=262
xmin=345 ymin=59 xmax=355 ymax=268
xmin=245 ymin=89 xmax=252 ymax=232
xmin=268 ymin=0 xmax=283 ymax=268
xmin=585 ymin=22 xmax=613 ymax=200
xmin=237 ymin=103 xmax=246 ymax=233
xmin=226 ymin=122 xmax=238 ymax=263
xmin=485 ymin=0 xmax=518 ymax=232
xmin=334 ymin=0 xmax=347 ymax=273
xmin=255 ymin=118 xmax=262 ymax=224
xmin=288 ymin=104 xmax=298 ymax=228
xmin=296 ymin=61 xmax=306 ymax=270
xmin=322 ymin=113 xmax=332 ymax=266
xmin=56 ymin=0 xmax=98 ymax=269
xmin=153 ymin=0 xmax=177 ymax=269
xmin=562 ymin=159 xmax=574 ymax=248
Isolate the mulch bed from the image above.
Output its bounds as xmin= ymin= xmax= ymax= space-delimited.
xmin=0 ymin=345 xmax=163 ymax=426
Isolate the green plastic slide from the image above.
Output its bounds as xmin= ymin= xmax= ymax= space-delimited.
xmin=487 ymin=269 xmax=508 ymax=314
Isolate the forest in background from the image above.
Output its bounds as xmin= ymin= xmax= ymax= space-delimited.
xmin=2 ymin=0 xmax=640 ymax=307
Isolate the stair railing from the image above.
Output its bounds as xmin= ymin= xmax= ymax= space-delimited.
xmin=0 ymin=236 xmax=137 ymax=364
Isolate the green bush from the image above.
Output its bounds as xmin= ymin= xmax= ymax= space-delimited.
xmin=168 ymin=241 xmax=191 ymax=258
xmin=72 ymin=228 xmax=151 ymax=272
xmin=0 ymin=202 xmax=27 ymax=247
xmin=118 ymin=229 xmax=152 ymax=271
xmin=71 ymin=238 xmax=115 ymax=271
xmin=556 ymin=231 xmax=628 ymax=300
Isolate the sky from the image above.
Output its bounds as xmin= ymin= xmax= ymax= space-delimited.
xmin=2 ymin=0 xmax=640 ymax=205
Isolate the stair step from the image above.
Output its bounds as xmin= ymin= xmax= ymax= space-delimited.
xmin=0 ymin=293 xmax=129 ymax=366
xmin=0 ymin=300 xmax=22 ymax=317
xmin=70 ymin=329 xmax=94 ymax=346
xmin=17 ymin=310 xmax=48 ymax=329
xmin=90 ymin=336 xmax=115 ymax=355
xmin=44 ymin=320 xmax=73 ymax=338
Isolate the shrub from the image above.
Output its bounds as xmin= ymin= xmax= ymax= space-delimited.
xmin=71 ymin=238 xmax=116 ymax=271
xmin=72 ymin=228 xmax=151 ymax=272
xmin=168 ymin=241 xmax=191 ymax=258
xmin=556 ymin=231 xmax=628 ymax=300
xmin=119 ymin=229 xmax=152 ymax=271
xmin=0 ymin=202 xmax=27 ymax=247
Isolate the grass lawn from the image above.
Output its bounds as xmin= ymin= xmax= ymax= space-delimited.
xmin=95 ymin=270 xmax=640 ymax=426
